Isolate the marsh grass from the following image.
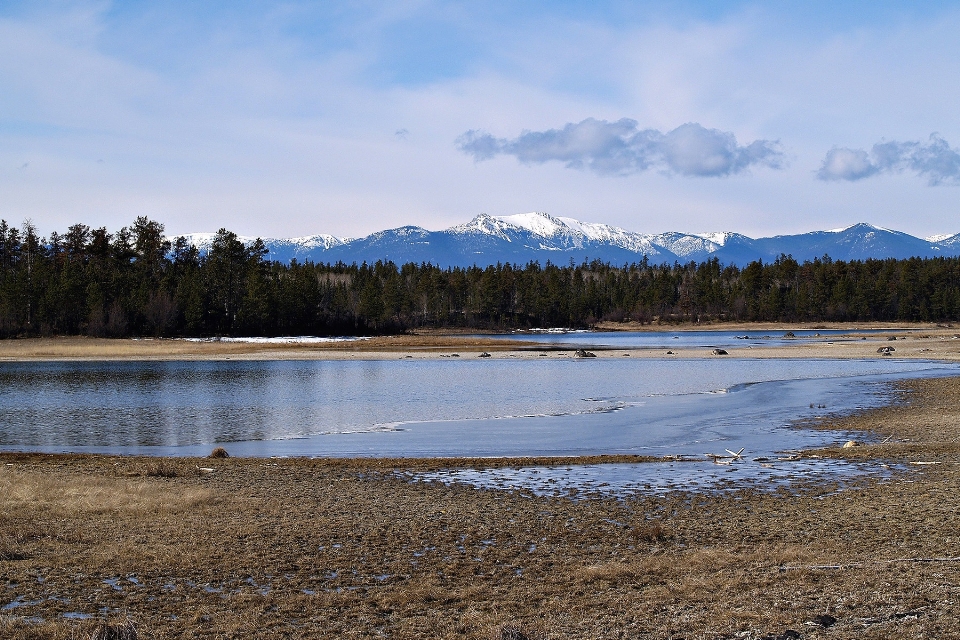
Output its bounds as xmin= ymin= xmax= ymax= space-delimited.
xmin=0 ymin=466 xmax=216 ymax=514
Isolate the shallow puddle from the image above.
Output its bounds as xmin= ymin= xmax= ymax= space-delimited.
xmin=410 ymin=457 xmax=901 ymax=499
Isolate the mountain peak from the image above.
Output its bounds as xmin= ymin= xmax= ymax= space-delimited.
xmin=493 ymin=211 xmax=568 ymax=238
xmin=828 ymin=222 xmax=891 ymax=234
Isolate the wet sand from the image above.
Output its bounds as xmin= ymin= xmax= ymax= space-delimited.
xmin=3 ymin=375 xmax=960 ymax=638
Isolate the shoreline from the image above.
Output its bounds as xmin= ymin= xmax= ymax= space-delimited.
xmin=1 ymin=325 xmax=960 ymax=361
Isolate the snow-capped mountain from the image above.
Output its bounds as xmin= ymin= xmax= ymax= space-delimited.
xmin=172 ymin=216 xmax=960 ymax=268
xmin=934 ymin=232 xmax=960 ymax=250
xmin=174 ymin=232 xmax=350 ymax=263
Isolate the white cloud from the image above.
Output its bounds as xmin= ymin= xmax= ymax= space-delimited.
xmin=816 ymin=148 xmax=878 ymax=181
xmin=457 ymin=120 xmax=784 ymax=177
xmin=817 ymin=135 xmax=960 ymax=185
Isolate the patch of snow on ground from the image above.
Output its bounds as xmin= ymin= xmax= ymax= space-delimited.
xmin=179 ymin=336 xmax=371 ymax=344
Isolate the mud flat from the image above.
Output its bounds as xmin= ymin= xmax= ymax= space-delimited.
xmin=3 ymin=376 xmax=960 ymax=639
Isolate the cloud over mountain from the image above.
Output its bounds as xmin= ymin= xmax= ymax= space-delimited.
xmin=818 ymin=134 xmax=960 ymax=185
xmin=456 ymin=119 xmax=785 ymax=177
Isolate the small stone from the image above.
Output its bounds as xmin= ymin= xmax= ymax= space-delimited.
xmin=808 ymin=613 xmax=837 ymax=627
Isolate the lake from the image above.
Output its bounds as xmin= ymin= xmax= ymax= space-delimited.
xmin=1 ymin=356 xmax=955 ymax=461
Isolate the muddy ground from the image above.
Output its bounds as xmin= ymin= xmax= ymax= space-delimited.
xmin=2 ymin=376 xmax=960 ymax=639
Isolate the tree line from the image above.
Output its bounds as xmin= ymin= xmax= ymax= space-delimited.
xmin=1 ymin=216 xmax=959 ymax=338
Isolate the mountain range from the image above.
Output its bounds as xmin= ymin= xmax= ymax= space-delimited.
xmin=176 ymin=212 xmax=960 ymax=268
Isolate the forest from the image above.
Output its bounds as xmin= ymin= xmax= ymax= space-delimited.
xmin=1 ymin=217 xmax=959 ymax=338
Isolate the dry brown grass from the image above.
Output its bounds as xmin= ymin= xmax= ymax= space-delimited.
xmin=0 ymin=334 xmax=533 ymax=361
xmin=0 ymin=465 xmax=216 ymax=514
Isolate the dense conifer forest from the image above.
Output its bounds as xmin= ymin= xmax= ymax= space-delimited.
xmin=1 ymin=217 xmax=959 ymax=338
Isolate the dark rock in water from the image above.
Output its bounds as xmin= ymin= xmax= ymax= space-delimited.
xmin=478 ymin=352 xmax=492 ymax=358
xmin=784 ymin=331 xmax=796 ymax=338
xmin=712 ymin=348 xmax=729 ymax=355
xmin=808 ymin=613 xmax=837 ymax=627
xmin=574 ymin=349 xmax=597 ymax=358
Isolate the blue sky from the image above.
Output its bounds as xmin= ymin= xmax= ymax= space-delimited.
xmin=2 ymin=1 xmax=960 ymax=239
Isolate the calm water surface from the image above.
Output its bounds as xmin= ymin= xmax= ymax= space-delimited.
xmin=1 ymin=357 xmax=956 ymax=460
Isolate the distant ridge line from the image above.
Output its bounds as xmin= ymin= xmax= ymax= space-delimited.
xmin=173 ymin=212 xmax=960 ymax=268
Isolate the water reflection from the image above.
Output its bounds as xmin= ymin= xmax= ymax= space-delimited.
xmin=0 ymin=358 xmax=956 ymax=457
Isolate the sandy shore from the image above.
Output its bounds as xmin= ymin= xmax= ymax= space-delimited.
xmin=3 ymin=375 xmax=960 ymax=639
xmin=1 ymin=325 xmax=960 ymax=361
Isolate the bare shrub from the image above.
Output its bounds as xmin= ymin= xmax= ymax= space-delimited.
xmin=0 ymin=534 xmax=27 ymax=561
xmin=492 ymin=622 xmax=541 ymax=640
xmin=144 ymin=461 xmax=179 ymax=478
xmin=209 ymin=447 xmax=230 ymax=459
xmin=144 ymin=292 xmax=177 ymax=337
xmin=90 ymin=618 xmax=137 ymax=640
xmin=632 ymin=520 xmax=670 ymax=543
xmin=105 ymin=301 xmax=129 ymax=337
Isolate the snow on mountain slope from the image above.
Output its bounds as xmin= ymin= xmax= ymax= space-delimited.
xmin=495 ymin=212 xmax=569 ymax=238
xmin=284 ymin=234 xmax=352 ymax=250
xmin=448 ymin=213 xmax=516 ymax=240
xmin=449 ymin=212 xmax=674 ymax=258
xmin=693 ymin=232 xmax=745 ymax=247
xmin=650 ymin=232 xmax=722 ymax=260
xmin=557 ymin=218 xmax=671 ymax=257
xmin=174 ymin=215 xmax=960 ymax=267
xmin=449 ymin=213 xmax=584 ymax=251
xmin=934 ymin=233 xmax=960 ymax=249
